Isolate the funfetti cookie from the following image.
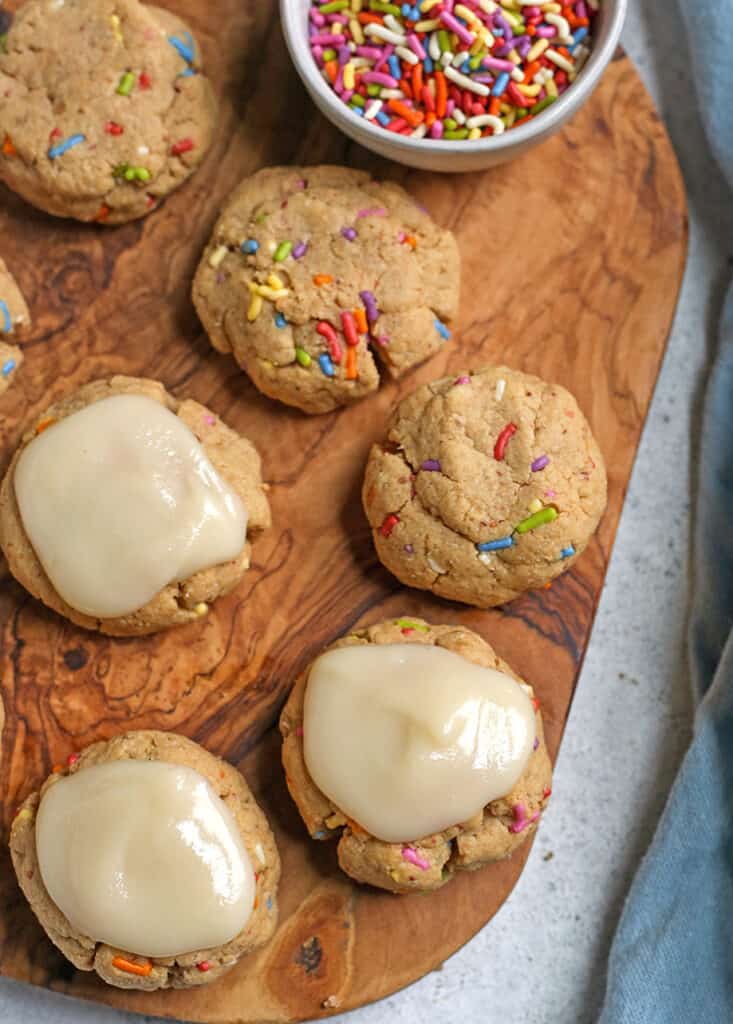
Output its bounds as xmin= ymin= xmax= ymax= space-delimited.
xmin=10 ymin=731 xmax=280 ymax=990
xmin=281 ymin=618 xmax=552 ymax=895
xmin=0 ymin=257 xmax=30 ymax=395
xmin=363 ymin=366 xmax=608 ymax=607
xmin=193 ymin=166 xmax=460 ymax=415
xmin=0 ymin=376 xmax=271 ymax=635
xmin=0 ymin=0 xmax=217 ymax=225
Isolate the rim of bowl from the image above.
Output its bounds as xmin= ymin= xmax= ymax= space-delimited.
xmin=280 ymin=0 xmax=629 ymax=154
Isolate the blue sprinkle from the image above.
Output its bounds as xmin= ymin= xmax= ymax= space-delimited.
xmin=423 ymin=56 xmax=434 ymax=73
xmin=178 ymin=67 xmax=196 ymax=78
xmin=168 ymin=34 xmax=195 ymax=63
xmin=376 ymin=110 xmax=390 ymax=126
xmin=48 ymin=133 xmax=85 ymax=160
xmin=477 ymin=537 xmax=514 ymax=553
xmin=314 ymin=830 xmax=328 ymax=839
xmin=401 ymin=3 xmax=411 ymax=15
xmin=1 ymin=358 xmax=15 ymax=377
xmin=266 ymin=896 xmax=273 ymax=911
xmin=350 ymin=105 xmax=364 ymax=117
xmin=571 ymin=27 xmax=589 ymax=52
xmin=412 ymin=4 xmax=421 ymax=18
xmin=560 ymin=545 xmax=576 ymax=559
xmin=388 ymin=55 xmax=401 ymax=80
xmin=241 ymin=238 xmax=259 ymax=254
xmin=461 ymin=59 xmax=471 ymax=74
xmin=434 ymin=318 xmax=451 ymax=341
xmin=0 ymin=300 xmax=11 ymax=334
xmin=274 ymin=312 xmax=287 ymax=329
xmin=492 ymin=71 xmax=510 ymax=96
xmin=318 ymin=353 xmax=335 ymax=378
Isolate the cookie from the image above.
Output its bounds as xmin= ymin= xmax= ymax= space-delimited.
xmin=192 ymin=165 xmax=460 ymax=414
xmin=10 ymin=731 xmax=280 ymax=990
xmin=0 ymin=257 xmax=30 ymax=395
xmin=281 ymin=619 xmax=552 ymax=894
xmin=0 ymin=376 xmax=271 ymax=635
xmin=0 ymin=0 xmax=217 ymax=225
xmin=363 ymin=365 xmax=607 ymax=607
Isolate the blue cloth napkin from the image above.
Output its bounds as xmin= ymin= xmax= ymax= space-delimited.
xmin=599 ymin=5 xmax=733 ymax=1023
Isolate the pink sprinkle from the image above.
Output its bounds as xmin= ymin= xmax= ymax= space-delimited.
xmin=361 ymin=71 xmax=399 ymax=88
xmin=509 ymin=803 xmax=541 ymax=834
xmin=406 ymin=32 xmax=426 ymax=59
xmin=67 ymin=753 xmax=79 ymax=766
xmin=430 ymin=120 xmax=444 ymax=140
xmin=544 ymin=489 xmax=557 ymax=498
xmin=375 ymin=334 xmax=390 ymax=347
xmin=204 ymin=415 xmax=216 ymax=426
xmin=455 ymin=375 xmax=471 ymax=385
xmin=402 ymin=846 xmax=430 ymax=871
xmin=356 ymin=207 xmax=387 ymax=219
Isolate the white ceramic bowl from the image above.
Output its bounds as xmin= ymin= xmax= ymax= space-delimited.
xmin=280 ymin=0 xmax=627 ymax=172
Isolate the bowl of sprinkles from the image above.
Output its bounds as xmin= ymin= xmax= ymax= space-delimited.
xmin=281 ymin=0 xmax=627 ymax=171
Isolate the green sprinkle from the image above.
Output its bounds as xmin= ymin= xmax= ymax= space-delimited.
xmin=532 ymin=96 xmax=558 ymax=115
xmin=369 ymin=0 xmax=401 ymax=13
xmin=444 ymin=129 xmax=470 ymax=140
xmin=444 ymin=117 xmax=457 ymax=130
xmin=114 ymin=163 xmax=151 ymax=184
xmin=515 ymin=506 xmax=559 ymax=535
xmin=274 ymin=241 xmax=293 ymax=262
xmin=515 ymin=108 xmax=528 ymax=118
xmin=350 ymin=94 xmax=366 ymax=108
xmin=438 ymin=29 xmax=451 ymax=53
xmin=0 ymin=34 xmax=7 ymax=54
xmin=255 ymin=211 xmax=268 ymax=224
xmin=295 ymin=347 xmax=312 ymax=368
xmin=469 ymin=55 xmax=483 ymax=70
xmin=320 ymin=0 xmax=349 ymax=11
xmin=116 ymin=71 xmax=135 ymax=96
xmin=395 ymin=618 xmax=430 ymax=633
xmin=322 ymin=47 xmax=337 ymax=62
xmin=366 ymin=83 xmax=381 ymax=97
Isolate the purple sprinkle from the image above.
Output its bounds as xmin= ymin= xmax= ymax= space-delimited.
xmin=292 ymin=241 xmax=308 ymax=259
xmin=375 ymin=334 xmax=390 ymax=347
xmin=341 ymin=226 xmax=357 ymax=241
xmin=531 ymin=455 xmax=550 ymax=472
xmin=533 ymin=737 xmax=540 ymax=751
xmin=404 ymin=544 xmax=414 ymax=555
xmin=421 ymin=460 xmax=441 ymax=472
xmin=359 ymin=289 xmax=379 ymax=323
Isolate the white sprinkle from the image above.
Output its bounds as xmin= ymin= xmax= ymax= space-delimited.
xmin=510 ymin=66 xmax=524 ymax=82
xmin=137 ymin=144 xmax=150 ymax=156
xmin=395 ymin=45 xmax=419 ymax=65
xmin=383 ymin=13 xmax=404 ymax=34
xmin=440 ymin=51 xmax=454 ymax=68
xmin=411 ymin=124 xmax=428 ymax=139
xmin=478 ymin=552 xmax=493 ymax=567
xmin=545 ymin=48 xmax=575 ymax=73
xmin=254 ymin=842 xmax=266 ymax=865
xmin=453 ymin=107 xmax=466 ymax=125
xmin=364 ymin=99 xmax=383 ymax=120
xmin=428 ymin=31 xmax=441 ymax=61
xmin=544 ymin=12 xmax=573 ymax=44
xmin=379 ymin=88 xmax=405 ymax=99
xmin=479 ymin=0 xmax=498 ymax=11
xmin=452 ymin=50 xmax=470 ymax=68
xmin=266 ymin=240 xmax=277 ymax=255
xmin=466 ymin=113 xmax=505 ymax=133
xmin=364 ymin=23 xmax=406 ymax=46
xmin=427 ymin=556 xmax=447 ymax=575
xmin=495 ymin=378 xmax=506 ymax=400
xmin=444 ymin=65 xmax=490 ymax=96
xmin=49 ymin=0 xmax=65 ymax=8
xmin=208 ymin=245 xmax=228 ymax=268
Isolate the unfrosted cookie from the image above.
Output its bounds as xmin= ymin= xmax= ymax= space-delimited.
xmin=0 ymin=0 xmax=217 ymax=225
xmin=0 ymin=376 xmax=271 ymax=635
xmin=363 ymin=366 xmax=607 ymax=607
xmin=10 ymin=731 xmax=280 ymax=990
xmin=281 ymin=618 xmax=552 ymax=894
xmin=0 ymin=257 xmax=30 ymax=395
xmin=192 ymin=165 xmax=460 ymax=414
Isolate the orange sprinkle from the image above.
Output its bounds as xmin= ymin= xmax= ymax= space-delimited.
xmin=2 ymin=135 xmax=16 ymax=157
xmin=425 ymin=111 xmax=437 ymax=128
xmin=36 ymin=418 xmax=56 ymax=435
xmin=526 ymin=23 xmax=537 ymax=35
xmin=345 ymin=347 xmax=358 ymax=381
xmin=353 ymin=308 xmax=368 ymax=334
xmin=514 ymin=115 xmax=534 ymax=127
xmin=313 ymin=274 xmax=333 ymax=286
xmin=52 ymin=765 xmax=63 ymax=774
xmin=434 ymin=71 xmax=447 ymax=119
xmin=399 ymin=77 xmax=413 ymax=100
xmin=111 ymin=957 xmax=152 ymax=978
xmin=489 ymin=96 xmax=501 ymax=117
xmin=403 ymin=235 xmax=417 ymax=250
xmin=387 ymin=99 xmax=423 ymax=128
xmin=357 ymin=12 xmax=383 ymax=24
xmin=94 ymin=204 xmax=111 ymax=223
xmin=523 ymin=60 xmax=541 ymax=83
xmin=412 ymin=63 xmax=423 ymax=99
xmin=324 ymin=60 xmax=338 ymax=84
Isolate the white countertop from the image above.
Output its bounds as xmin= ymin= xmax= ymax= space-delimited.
xmin=2 ymin=2 xmax=732 ymax=1022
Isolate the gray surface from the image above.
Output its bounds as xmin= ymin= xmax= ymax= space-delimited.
xmin=2 ymin=2 xmax=732 ymax=1022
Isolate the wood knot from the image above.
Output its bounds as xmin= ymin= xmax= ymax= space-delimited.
xmin=295 ymin=936 xmax=322 ymax=975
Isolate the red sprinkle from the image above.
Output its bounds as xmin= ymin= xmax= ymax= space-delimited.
xmin=316 ymin=320 xmax=342 ymax=363
xmin=379 ymin=513 xmax=400 ymax=538
xmin=67 ymin=753 xmax=79 ymax=766
xmin=340 ymin=311 xmax=359 ymax=347
xmin=139 ymin=71 xmax=152 ymax=89
xmin=494 ymin=423 xmax=518 ymax=461
xmin=197 ymin=961 xmax=211 ymax=973
xmin=105 ymin=121 xmax=124 ymax=135
xmin=49 ymin=128 xmax=62 ymax=141
xmin=171 ymin=137 xmax=195 ymax=156
xmin=543 ymin=787 xmax=552 ymax=800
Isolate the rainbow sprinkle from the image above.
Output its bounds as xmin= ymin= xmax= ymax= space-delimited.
xmin=308 ymin=1 xmax=599 ymax=141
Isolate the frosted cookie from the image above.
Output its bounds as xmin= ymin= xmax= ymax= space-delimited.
xmin=363 ymin=365 xmax=607 ymax=607
xmin=0 ymin=376 xmax=270 ymax=635
xmin=10 ymin=731 xmax=280 ymax=990
xmin=0 ymin=0 xmax=217 ymax=225
xmin=0 ymin=257 xmax=30 ymax=395
xmin=192 ymin=165 xmax=460 ymax=414
xmin=281 ymin=619 xmax=552 ymax=894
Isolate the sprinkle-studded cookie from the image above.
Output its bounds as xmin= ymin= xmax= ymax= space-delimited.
xmin=0 ymin=0 xmax=217 ymax=225
xmin=0 ymin=257 xmax=30 ymax=396
xmin=192 ymin=166 xmax=460 ymax=414
xmin=363 ymin=365 xmax=608 ymax=607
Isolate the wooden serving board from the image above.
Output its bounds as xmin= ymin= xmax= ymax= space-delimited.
xmin=0 ymin=1 xmax=687 ymax=1020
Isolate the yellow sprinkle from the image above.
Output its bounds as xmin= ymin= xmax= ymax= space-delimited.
xmin=529 ymin=498 xmax=543 ymax=514
xmin=527 ymin=38 xmax=549 ymax=62
xmin=208 ymin=245 xmax=228 ymax=268
xmin=257 ymin=286 xmax=289 ymax=300
xmin=545 ymin=77 xmax=559 ymax=98
xmin=15 ymin=808 xmax=32 ymax=823
xmin=518 ymin=83 xmax=542 ymax=97
xmin=421 ymin=0 xmax=442 ymax=10
xmin=267 ymin=273 xmax=285 ymax=290
xmin=351 ymin=0 xmax=362 ymax=10
xmin=247 ymin=292 xmax=263 ymax=321
xmin=194 ymin=602 xmax=208 ymax=616
xmin=468 ymin=127 xmax=481 ymax=140
xmin=546 ymin=48 xmax=575 ymax=73
xmin=342 ymin=62 xmax=355 ymax=90
xmin=349 ymin=18 xmax=364 ymax=43
xmin=414 ymin=18 xmax=440 ymax=30
xmin=110 ymin=13 xmax=124 ymax=42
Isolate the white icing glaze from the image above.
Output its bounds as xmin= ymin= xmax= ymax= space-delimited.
xmin=35 ymin=760 xmax=255 ymax=958
xmin=303 ymin=643 xmax=536 ymax=843
xmin=14 ymin=394 xmax=247 ymax=618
